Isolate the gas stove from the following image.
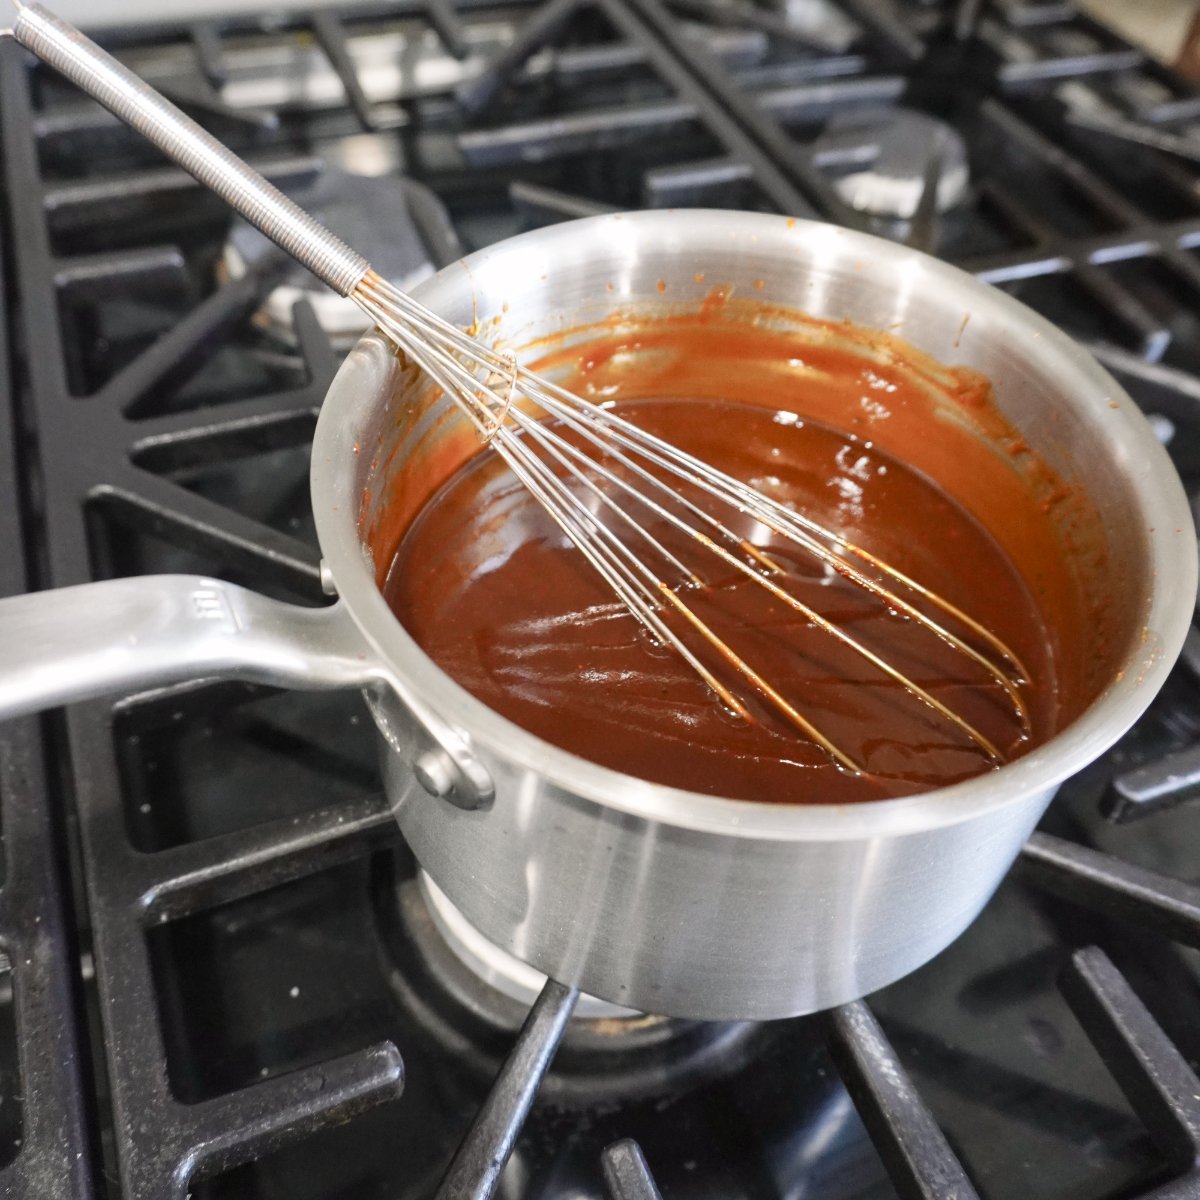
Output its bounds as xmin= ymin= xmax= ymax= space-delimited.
xmin=1 ymin=1 xmax=1200 ymax=1197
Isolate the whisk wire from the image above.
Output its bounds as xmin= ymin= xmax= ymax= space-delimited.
xmin=466 ymin=397 xmax=767 ymax=732
xmin=495 ymin=419 xmax=862 ymax=766
xmin=359 ymin=278 xmax=1031 ymax=732
xmin=353 ymin=270 xmax=1030 ymax=774
xmin=378 ymin=306 xmax=763 ymax=727
xmin=528 ymin=376 xmax=1032 ymax=713
xmin=501 ymin=393 xmax=1006 ymax=760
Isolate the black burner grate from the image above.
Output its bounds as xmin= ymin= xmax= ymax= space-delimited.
xmin=2 ymin=1 xmax=1200 ymax=1197
xmin=0 ymin=61 xmax=91 ymax=1198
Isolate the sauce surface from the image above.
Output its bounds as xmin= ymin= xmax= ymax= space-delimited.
xmin=383 ymin=391 xmax=1059 ymax=805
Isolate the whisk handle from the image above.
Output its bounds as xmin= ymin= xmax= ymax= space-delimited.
xmin=12 ymin=2 xmax=371 ymax=296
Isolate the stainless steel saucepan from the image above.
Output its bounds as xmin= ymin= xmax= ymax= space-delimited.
xmin=0 ymin=209 xmax=1193 ymax=1019
xmin=1 ymin=5 xmax=1194 ymax=1021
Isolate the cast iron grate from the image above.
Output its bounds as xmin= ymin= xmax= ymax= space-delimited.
xmin=0 ymin=70 xmax=91 ymax=1198
xmin=1 ymin=0 xmax=1200 ymax=1196
xmin=608 ymin=938 xmax=1200 ymax=1200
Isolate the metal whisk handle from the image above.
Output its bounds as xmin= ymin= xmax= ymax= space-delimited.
xmin=12 ymin=2 xmax=371 ymax=297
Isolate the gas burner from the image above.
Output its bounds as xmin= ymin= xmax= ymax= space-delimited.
xmin=813 ymin=108 xmax=970 ymax=219
xmin=372 ymin=851 xmax=762 ymax=1101
xmin=220 ymin=168 xmax=457 ymax=349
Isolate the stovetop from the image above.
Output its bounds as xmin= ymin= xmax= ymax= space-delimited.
xmin=1 ymin=1 xmax=1200 ymax=1197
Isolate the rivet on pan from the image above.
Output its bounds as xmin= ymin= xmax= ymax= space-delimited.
xmin=319 ymin=559 xmax=338 ymax=596
xmin=414 ymin=749 xmax=457 ymax=799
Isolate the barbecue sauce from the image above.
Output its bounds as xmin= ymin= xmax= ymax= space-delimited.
xmin=375 ymin=308 xmax=1110 ymax=805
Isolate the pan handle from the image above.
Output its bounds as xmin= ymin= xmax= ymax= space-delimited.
xmin=0 ymin=575 xmax=380 ymax=721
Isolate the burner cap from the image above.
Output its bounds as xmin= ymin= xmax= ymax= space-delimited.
xmin=221 ymin=168 xmax=442 ymax=349
xmin=814 ymin=108 xmax=970 ymax=219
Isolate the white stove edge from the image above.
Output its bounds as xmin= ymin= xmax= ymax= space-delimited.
xmin=2 ymin=0 xmax=364 ymax=30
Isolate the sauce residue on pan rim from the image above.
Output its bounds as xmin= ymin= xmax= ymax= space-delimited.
xmin=362 ymin=295 xmax=1121 ymax=806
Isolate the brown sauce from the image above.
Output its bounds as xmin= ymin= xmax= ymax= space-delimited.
xmin=374 ymin=308 xmax=1111 ymax=805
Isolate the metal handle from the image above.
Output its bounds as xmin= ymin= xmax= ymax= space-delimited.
xmin=11 ymin=2 xmax=370 ymax=296
xmin=0 ymin=575 xmax=380 ymax=721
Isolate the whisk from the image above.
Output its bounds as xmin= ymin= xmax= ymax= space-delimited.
xmin=13 ymin=2 xmax=1029 ymax=773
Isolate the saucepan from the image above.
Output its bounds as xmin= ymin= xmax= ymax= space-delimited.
xmin=0 ymin=206 xmax=1192 ymax=1019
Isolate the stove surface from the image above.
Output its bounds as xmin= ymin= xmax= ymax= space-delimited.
xmin=1 ymin=1 xmax=1200 ymax=1197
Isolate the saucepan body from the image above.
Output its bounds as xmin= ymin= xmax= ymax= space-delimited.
xmin=311 ymin=210 xmax=1195 ymax=1020
xmin=0 ymin=211 xmax=1190 ymax=1020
